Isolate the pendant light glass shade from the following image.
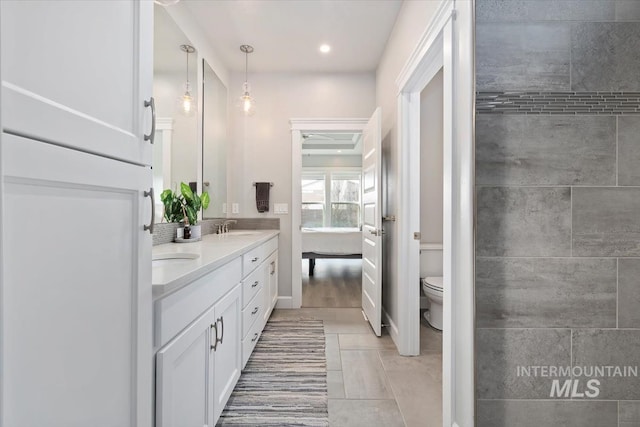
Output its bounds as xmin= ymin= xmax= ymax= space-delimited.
xmin=239 ymin=45 xmax=256 ymax=116
xmin=177 ymin=44 xmax=196 ymax=117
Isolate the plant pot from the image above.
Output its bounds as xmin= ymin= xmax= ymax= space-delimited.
xmin=190 ymin=224 xmax=202 ymax=239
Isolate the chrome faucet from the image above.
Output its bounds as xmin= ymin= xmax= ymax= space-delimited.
xmin=222 ymin=219 xmax=237 ymax=233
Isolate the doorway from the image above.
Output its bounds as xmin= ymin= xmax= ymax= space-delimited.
xmin=290 ymin=119 xmax=368 ymax=310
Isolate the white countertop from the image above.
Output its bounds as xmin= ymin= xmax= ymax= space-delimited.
xmin=152 ymin=230 xmax=279 ymax=299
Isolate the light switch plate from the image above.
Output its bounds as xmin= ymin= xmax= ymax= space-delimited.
xmin=232 ymin=203 xmax=239 ymax=214
xmin=274 ymin=203 xmax=288 ymax=214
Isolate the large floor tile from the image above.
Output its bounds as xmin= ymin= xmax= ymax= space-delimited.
xmin=420 ymin=324 xmax=443 ymax=353
xmin=387 ymin=370 xmax=442 ymax=427
xmin=341 ymin=350 xmax=394 ymax=399
xmin=379 ymin=350 xmax=442 ymax=382
xmin=324 ymin=319 xmax=372 ymax=334
xmin=327 ymin=371 xmax=345 ymax=399
xmin=325 ymin=333 xmax=342 ymax=371
xmin=338 ymin=333 xmax=396 ymax=350
xmin=329 ymin=399 xmax=404 ymax=427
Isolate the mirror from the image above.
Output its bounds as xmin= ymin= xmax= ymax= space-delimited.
xmin=152 ymin=5 xmax=198 ymax=221
xmin=202 ymin=59 xmax=228 ymax=218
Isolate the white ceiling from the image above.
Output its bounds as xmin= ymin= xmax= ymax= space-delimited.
xmin=181 ymin=0 xmax=403 ymax=73
xmin=302 ymin=132 xmax=362 ymax=155
xmin=154 ymin=5 xmax=196 ymax=74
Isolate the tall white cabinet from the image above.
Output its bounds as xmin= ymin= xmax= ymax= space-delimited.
xmin=0 ymin=2 xmax=154 ymax=427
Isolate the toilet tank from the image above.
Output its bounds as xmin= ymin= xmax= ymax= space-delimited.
xmin=420 ymin=243 xmax=443 ymax=278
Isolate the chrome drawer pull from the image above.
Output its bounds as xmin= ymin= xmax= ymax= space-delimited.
xmin=216 ymin=316 xmax=224 ymax=345
xmin=251 ymin=306 xmax=259 ymax=315
xmin=251 ymin=333 xmax=259 ymax=342
xmin=144 ymin=97 xmax=156 ymax=144
xmin=251 ymin=257 xmax=259 ymax=262
xmin=251 ymin=281 xmax=259 ymax=288
xmin=210 ymin=322 xmax=218 ymax=351
xmin=143 ymin=188 xmax=155 ymax=234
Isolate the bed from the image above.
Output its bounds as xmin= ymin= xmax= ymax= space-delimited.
xmin=301 ymin=227 xmax=362 ymax=276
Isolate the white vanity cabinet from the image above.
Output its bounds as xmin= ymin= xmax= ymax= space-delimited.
xmin=156 ymin=284 xmax=241 ymax=427
xmin=154 ymin=234 xmax=278 ymax=426
xmin=1 ymin=2 xmax=154 ymax=426
xmin=241 ymin=237 xmax=279 ymax=368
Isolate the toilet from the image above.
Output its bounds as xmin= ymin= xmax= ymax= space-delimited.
xmin=419 ymin=243 xmax=444 ymax=330
xmin=422 ymin=276 xmax=444 ymax=330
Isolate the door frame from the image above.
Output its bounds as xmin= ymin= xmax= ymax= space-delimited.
xmin=288 ymin=118 xmax=368 ymax=309
xmin=395 ymin=0 xmax=475 ymax=426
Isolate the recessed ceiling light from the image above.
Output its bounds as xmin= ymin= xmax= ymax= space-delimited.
xmin=319 ymin=44 xmax=331 ymax=54
xmin=337 ymin=150 xmax=342 ymax=153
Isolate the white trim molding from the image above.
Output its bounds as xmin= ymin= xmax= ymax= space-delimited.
xmin=395 ymin=0 xmax=475 ymax=426
xmin=289 ymin=118 xmax=368 ymax=309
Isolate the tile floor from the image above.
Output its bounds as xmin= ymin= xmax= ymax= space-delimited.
xmin=271 ymin=308 xmax=443 ymax=427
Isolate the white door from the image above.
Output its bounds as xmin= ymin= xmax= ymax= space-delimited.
xmin=212 ymin=285 xmax=242 ymax=423
xmin=0 ymin=0 xmax=153 ymax=166
xmin=156 ymin=304 xmax=216 ymax=427
xmin=2 ymin=134 xmax=153 ymax=427
xmin=361 ymin=108 xmax=383 ymax=336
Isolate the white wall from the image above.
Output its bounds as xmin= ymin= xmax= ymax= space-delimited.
xmin=420 ymin=68 xmax=444 ymax=244
xmin=227 ymin=71 xmax=375 ymax=298
xmin=375 ymin=1 xmax=441 ymax=329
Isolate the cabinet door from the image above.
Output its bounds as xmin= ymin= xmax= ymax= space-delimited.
xmin=1 ymin=134 xmax=153 ymax=427
xmin=212 ymin=284 xmax=243 ymax=423
xmin=263 ymin=251 xmax=279 ymax=326
xmin=0 ymin=0 xmax=153 ymax=166
xmin=156 ymin=305 xmax=216 ymax=427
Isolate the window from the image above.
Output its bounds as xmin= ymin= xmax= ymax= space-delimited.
xmin=302 ymin=170 xmax=361 ymax=228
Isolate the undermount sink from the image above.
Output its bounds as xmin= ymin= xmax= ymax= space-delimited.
xmin=152 ymin=252 xmax=199 ymax=266
xmin=227 ymin=230 xmax=261 ymax=236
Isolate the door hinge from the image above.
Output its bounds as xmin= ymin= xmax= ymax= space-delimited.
xmin=413 ymin=232 xmax=421 ymax=240
xmin=383 ymin=215 xmax=396 ymax=222
xmin=369 ymin=229 xmax=386 ymax=237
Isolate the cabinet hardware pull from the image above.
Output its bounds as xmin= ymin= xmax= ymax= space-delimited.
xmin=144 ymin=97 xmax=156 ymax=144
xmin=251 ymin=281 xmax=259 ymax=288
xmin=216 ymin=316 xmax=224 ymax=345
xmin=251 ymin=333 xmax=259 ymax=342
xmin=270 ymin=261 xmax=276 ymax=275
xmin=143 ymin=188 xmax=155 ymax=234
xmin=251 ymin=257 xmax=259 ymax=262
xmin=210 ymin=322 xmax=218 ymax=351
xmin=251 ymin=306 xmax=259 ymax=315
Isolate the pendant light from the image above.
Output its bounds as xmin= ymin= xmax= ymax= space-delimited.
xmin=239 ymin=45 xmax=256 ymax=116
xmin=178 ymin=44 xmax=196 ymax=116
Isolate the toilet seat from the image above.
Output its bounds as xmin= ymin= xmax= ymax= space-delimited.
xmin=422 ymin=276 xmax=444 ymax=292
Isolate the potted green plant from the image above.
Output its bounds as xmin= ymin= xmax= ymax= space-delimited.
xmin=160 ymin=189 xmax=184 ymax=223
xmin=180 ymin=182 xmax=210 ymax=239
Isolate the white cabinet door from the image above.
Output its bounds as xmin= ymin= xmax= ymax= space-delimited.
xmin=156 ymin=305 xmax=216 ymax=427
xmin=0 ymin=0 xmax=153 ymax=166
xmin=212 ymin=285 xmax=242 ymax=423
xmin=263 ymin=251 xmax=279 ymax=326
xmin=1 ymin=133 xmax=153 ymax=427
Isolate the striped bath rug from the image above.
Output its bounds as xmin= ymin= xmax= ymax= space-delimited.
xmin=217 ymin=319 xmax=329 ymax=426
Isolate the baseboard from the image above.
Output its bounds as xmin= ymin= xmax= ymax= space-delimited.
xmin=382 ymin=306 xmax=400 ymax=348
xmin=275 ymin=296 xmax=293 ymax=309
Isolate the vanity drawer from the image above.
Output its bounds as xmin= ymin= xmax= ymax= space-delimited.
xmin=242 ymin=317 xmax=263 ymax=369
xmin=242 ymin=237 xmax=278 ymax=277
xmin=242 ymin=264 xmax=265 ymax=307
xmin=242 ymin=288 xmax=263 ymax=338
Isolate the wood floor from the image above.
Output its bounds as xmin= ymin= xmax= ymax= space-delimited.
xmin=302 ymin=258 xmax=362 ymax=308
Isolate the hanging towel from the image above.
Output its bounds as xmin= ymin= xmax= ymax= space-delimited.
xmin=255 ymin=182 xmax=271 ymax=213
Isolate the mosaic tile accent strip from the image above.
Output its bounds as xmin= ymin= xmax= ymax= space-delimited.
xmin=477 ymin=92 xmax=640 ymax=114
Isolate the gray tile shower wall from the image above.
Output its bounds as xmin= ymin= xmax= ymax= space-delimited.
xmin=475 ymin=1 xmax=640 ymax=425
